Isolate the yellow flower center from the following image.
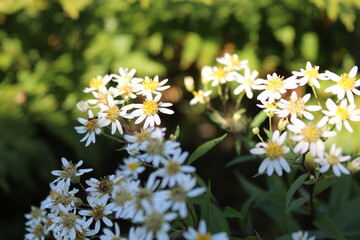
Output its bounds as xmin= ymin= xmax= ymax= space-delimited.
xmin=195 ymin=233 xmax=212 ymax=240
xmin=91 ymin=205 xmax=104 ymax=222
xmin=143 ymin=100 xmax=159 ymax=116
xmin=326 ymin=154 xmax=339 ymax=165
xmin=302 ymin=125 xmax=322 ymax=142
xmin=336 ymin=107 xmax=350 ymax=121
xmin=265 ymin=102 xmax=277 ymax=110
xmin=304 ymin=68 xmax=318 ymax=79
xmin=144 ymin=212 xmax=164 ymax=232
xmin=113 ymin=188 xmax=133 ymax=206
xmin=143 ymin=78 xmax=158 ymax=91
xmin=89 ymin=76 xmax=103 ymax=89
xmin=135 ymin=130 xmax=151 ymax=142
xmin=213 ymin=67 xmax=227 ymax=80
xmin=287 ymin=98 xmax=305 ymax=115
xmin=61 ymin=212 xmax=78 ymax=229
xmin=127 ymin=162 xmax=138 ymax=171
xmin=266 ymin=76 xmax=284 ymax=92
xmin=106 ymin=106 xmax=120 ymax=121
xmin=338 ymin=73 xmax=355 ymax=91
xmin=170 ymin=186 xmax=187 ymax=202
xmin=85 ymin=119 xmax=99 ymax=132
xmin=165 ymin=160 xmax=181 ymax=175
xmin=265 ymin=141 xmax=283 ymax=160
xmin=97 ymin=92 xmax=108 ymax=105
xmin=118 ymin=84 xmax=133 ymax=98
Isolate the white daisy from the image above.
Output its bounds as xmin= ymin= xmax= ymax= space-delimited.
xmin=216 ymin=53 xmax=248 ymax=71
xmin=190 ymin=90 xmax=212 ymax=105
xmin=132 ymin=200 xmax=176 ymax=240
xmin=74 ymin=110 xmax=101 ymax=147
xmin=134 ymin=75 xmax=170 ymax=98
xmin=232 ymin=67 xmax=261 ymax=99
xmin=108 ymin=178 xmax=140 ymax=219
xmin=100 ymin=223 xmax=126 ymax=240
xmin=292 ymin=61 xmax=328 ymax=88
xmin=276 ymin=92 xmax=321 ymax=120
xmin=255 ymin=73 xmax=298 ymax=103
xmin=137 ymin=138 xmax=180 ymax=167
xmin=47 ymin=205 xmax=85 ymax=240
xmin=325 ymin=66 xmax=360 ymax=105
xmin=321 ymin=98 xmax=360 ymax=132
xmin=287 ymin=118 xmax=336 ymax=157
xmin=41 ymin=184 xmax=78 ymax=213
xmin=148 ymin=148 xmax=195 ymax=188
xmin=25 ymin=218 xmax=47 ymax=240
xmin=117 ymin=157 xmax=146 ymax=179
xmin=76 ymin=100 xmax=92 ymax=113
xmin=128 ymin=226 xmax=146 ymax=240
xmin=207 ymin=66 xmax=232 ymax=86
xmin=51 ymin=157 xmax=93 ymax=189
xmin=250 ymin=130 xmax=291 ymax=176
xmin=83 ymin=75 xmax=112 ymax=93
xmin=87 ymin=86 xmax=121 ymax=107
xmin=85 ymin=175 xmax=123 ymax=197
xmin=314 ymin=144 xmax=351 ymax=177
xmin=292 ymin=230 xmax=316 ymax=240
xmin=183 ymin=220 xmax=229 ymax=240
xmin=78 ymin=195 xmax=114 ymax=234
xmin=98 ymin=95 xmax=126 ymax=134
xmin=122 ymin=94 xmax=174 ymax=129
xmin=257 ymin=100 xmax=278 ymax=117
xmin=164 ymin=175 xmax=205 ymax=218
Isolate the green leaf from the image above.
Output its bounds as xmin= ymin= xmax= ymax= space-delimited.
xmin=224 ymin=206 xmax=242 ymax=218
xmin=285 ymin=196 xmax=309 ymax=213
xmin=250 ymin=111 xmax=267 ymax=128
xmin=187 ymin=133 xmax=227 ymax=165
xmin=286 ymin=173 xmax=308 ymax=207
xmin=174 ymin=125 xmax=180 ymax=138
xmin=313 ymin=216 xmax=347 ymax=240
xmin=226 ymin=155 xmax=257 ymax=168
xmin=313 ymin=177 xmax=340 ymax=196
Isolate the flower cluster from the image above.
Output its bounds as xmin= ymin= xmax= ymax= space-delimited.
xmin=75 ymin=68 xmax=174 ymax=146
xmin=25 ymin=68 xmax=229 ymax=240
xmin=186 ymin=53 xmax=360 ymax=178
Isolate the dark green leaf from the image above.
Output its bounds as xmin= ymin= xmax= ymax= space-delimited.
xmin=286 ymin=173 xmax=308 ymax=207
xmin=313 ymin=177 xmax=340 ymax=196
xmin=187 ymin=133 xmax=227 ymax=165
xmin=313 ymin=216 xmax=347 ymax=240
xmin=285 ymin=197 xmax=309 ymax=213
xmin=224 ymin=206 xmax=243 ymax=218
xmin=250 ymin=111 xmax=267 ymax=128
xmin=226 ymin=155 xmax=257 ymax=168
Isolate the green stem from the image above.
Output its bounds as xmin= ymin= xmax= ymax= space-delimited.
xmin=311 ymin=86 xmax=323 ymax=109
xmin=234 ymin=91 xmax=245 ymax=111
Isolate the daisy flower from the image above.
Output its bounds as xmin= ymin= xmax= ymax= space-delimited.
xmin=183 ymin=220 xmax=229 ymax=240
xmin=47 ymin=205 xmax=85 ymax=240
xmin=148 ymin=148 xmax=195 ymax=188
xmin=321 ymin=98 xmax=360 ymax=132
xmin=216 ymin=53 xmax=248 ymax=71
xmin=85 ymin=175 xmax=123 ymax=197
xmin=314 ymin=143 xmax=351 ymax=177
xmin=257 ymin=100 xmax=278 ymax=117
xmin=117 ymin=157 xmax=146 ymax=179
xmin=122 ymin=94 xmax=174 ymax=129
xmin=207 ymin=66 xmax=232 ymax=87
xmin=100 ymin=223 xmax=126 ymax=240
xmin=292 ymin=61 xmax=328 ymax=88
xmin=51 ymin=157 xmax=93 ymax=189
xmin=231 ymin=67 xmax=261 ymax=99
xmin=132 ymin=200 xmax=176 ymax=240
xmin=87 ymin=86 xmax=120 ymax=107
xmin=84 ymin=75 xmax=112 ymax=93
xmin=98 ymin=95 xmax=126 ymax=134
xmin=128 ymin=227 xmax=146 ymax=240
xmin=325 ymin=66 xmax=360 ymax=104
xmin=109 ymin=178 xmax=140 ymax=219
xmin=76 ymin=100 xmax=92 ymax=113
xmin=74 ymin=110 xmax=101 ymax=147
xmin=164 ymin=175 xmax=205 ymax=218
xmin=255 ymin=73 xmax=298 ymax=103
xmin=250 ymin=130 xmax=291 ymax=176
xmin=287 ymin=118 xmax=336 ymax=157
xmin=25 ymin=218 xmax=47 ymax=240
xmin=134 ymin=75 xmax=170 ymax=98
xmin=276 ymin=92 xmax=321 ymax=120
xmin=78 ymin=195 xmax=114 ymax=234
xmin=292 ymin=230 xmax=316 ymax=240
xmin=41 ymin=185 xmax=79 ymax=212
xmin=190 ymin=90 xmax=212 ymax=105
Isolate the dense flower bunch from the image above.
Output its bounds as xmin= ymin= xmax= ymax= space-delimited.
xmin=186 ymin=53 xmax=360 ymax=178
xmin=25 ymin=69 xmax=229 ymax=240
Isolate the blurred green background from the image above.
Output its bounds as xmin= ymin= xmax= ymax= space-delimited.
xmin=1 ymin=0 xmax=360 ymax=239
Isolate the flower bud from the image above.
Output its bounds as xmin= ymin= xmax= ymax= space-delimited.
xmin=278 ymin=118 xmax=289 ymax=131
xmin=348 ymin=157 xmax=360 ymax=173
xmin=184 ymin=76 xmax=195 ymax=92
xmin=252 ymin=127 xmax=260 ymax=135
